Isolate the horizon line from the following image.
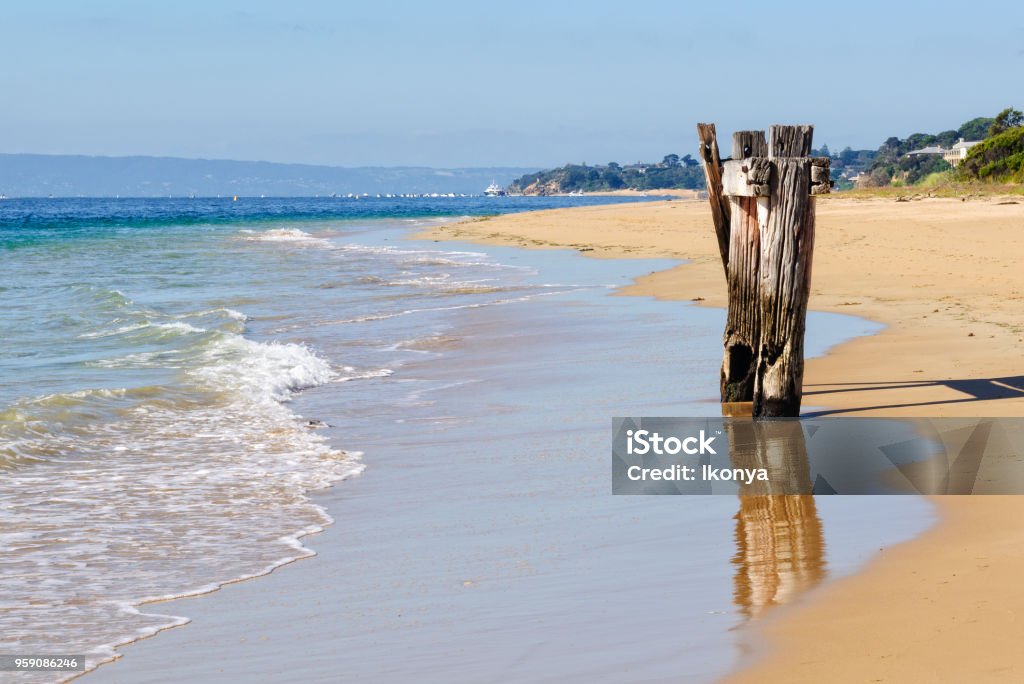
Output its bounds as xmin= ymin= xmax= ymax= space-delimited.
xmin=0 ymin=151 xmax=545 ymax=171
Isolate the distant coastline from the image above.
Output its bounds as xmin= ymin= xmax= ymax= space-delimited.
xmin=0 ymin=153 xmax=539 ymax=198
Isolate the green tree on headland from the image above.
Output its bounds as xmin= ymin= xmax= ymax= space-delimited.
xmin=988 ymin=108 xmax=1024 ymax=137
xmin=862 ymin=132 xmax=952 ymax=187
xmin=954 ymin=106 xmax=1024 ymax=183
xmin=957 ymin=117 xmax=995 ymax=141
xmin=860 ymin=109 xmax=1024 ymax=187
xmin=508 ymin=156 xmax=705 ymax=194
xmin=960 ymin=126 xmax=1024 ymax=183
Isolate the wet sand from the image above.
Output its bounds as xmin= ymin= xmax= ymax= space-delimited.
xmin=420 ymin=195 xmax=1024 ymax=681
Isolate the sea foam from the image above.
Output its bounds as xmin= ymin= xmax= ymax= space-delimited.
xmin=0 ymin=316 xmax=368 ymax=681
xmin=239 ymin=227 xmax=332 ymax=247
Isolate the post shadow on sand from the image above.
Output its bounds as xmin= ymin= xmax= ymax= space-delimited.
xmin=726 ymin=421 xmax=826 ymax=619
xmin=801 ymin=375 xmax=1024 ymax=416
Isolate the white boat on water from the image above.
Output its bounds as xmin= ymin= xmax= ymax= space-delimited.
xmin=484 ymin=181 xmax=506 ymax=197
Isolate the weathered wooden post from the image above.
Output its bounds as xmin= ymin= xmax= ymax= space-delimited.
xmin=696 ymin=123 xmax=730 ymax=275
xmin=697 ymin=123 xmax=829 ymax=417
xmin=721 ymin=130 xmax=767 ymax=405
xmin=755 ymin=125 xmax=820 ymax=416
xmin=698 ymin=125 xmax=763 ymax=409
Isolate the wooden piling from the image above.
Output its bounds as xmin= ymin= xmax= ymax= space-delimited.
xmin=754 ymin=125 xmax=816 ymax=417
xmin=721 ymin=131 xmax=766 ymax=403
xmin=699 ymin=122 xmax=828 ymax=417
xmin=696 ymin=123 xmax=730 ymax=274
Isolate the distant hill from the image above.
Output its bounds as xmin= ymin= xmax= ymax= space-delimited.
xmin=0 ymin=154 xmax=540 ymax=197
xmin=860 ymin=115 xmax=998 ymax=187
xmin=509 ymin=154 xmax=705 ymax=195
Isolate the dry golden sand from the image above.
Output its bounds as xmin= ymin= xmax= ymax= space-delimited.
xmin=578 ymin=188 xmax=703 ymax=199
xmin=419 ymin=196 xmax=1024 ymax=682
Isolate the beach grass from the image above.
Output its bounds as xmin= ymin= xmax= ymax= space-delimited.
xmin=831 ymin=180 xmax=1024 ymax=200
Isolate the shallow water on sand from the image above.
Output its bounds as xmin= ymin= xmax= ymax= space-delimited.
xmin=2 ymin=196 xmax=666 ymax=681
xmin=79 ymin=228 xmax=934 ymax=683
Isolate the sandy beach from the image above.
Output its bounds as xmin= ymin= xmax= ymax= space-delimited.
xmin=574 ymin=188 xmax=704 ymax=199
xmin=420 ymin=195 xmax=1024 ymax=681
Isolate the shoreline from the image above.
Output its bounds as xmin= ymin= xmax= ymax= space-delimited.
xmin=77 ymin=217 xmax=932 ymax=683
xmin=533 ymin=188 xmax=703 ymax=199
xmin=419 ymin=195 xmax=1024 ymax=680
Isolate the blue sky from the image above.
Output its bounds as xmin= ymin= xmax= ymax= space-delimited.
xmin=1 ymin=0 xmax=1021 ymax=167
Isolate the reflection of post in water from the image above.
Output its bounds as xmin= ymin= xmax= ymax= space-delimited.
xmin=727 ymin=420 xmax=826 ymax=618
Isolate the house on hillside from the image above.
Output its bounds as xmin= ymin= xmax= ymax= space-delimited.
xmin=904 ymin=139 xmax=981 ymax=167
xmin=904 ymin=145 xmax=945 ymax=158
xmin=848 ymin=171 xmax=869 ymax=186
xmin=943 ymin=139 xmax=982 ymax=167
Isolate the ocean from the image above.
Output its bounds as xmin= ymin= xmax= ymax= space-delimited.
xmin=1 ymin=197 xmax=933 ymax=682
